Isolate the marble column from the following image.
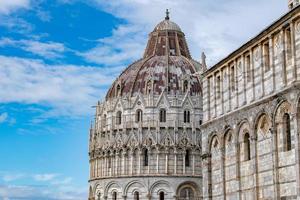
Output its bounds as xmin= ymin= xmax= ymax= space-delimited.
xmin=174 ymin=149 xmax=177 ymax=175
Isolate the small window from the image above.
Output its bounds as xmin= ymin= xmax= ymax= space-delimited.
xmin=160 ymin=109 xmax=166 ymax=122
xmin=136 ymin=109 xmax=143 ymax=123
xmin=146 ymin=80 xmax=152 ymax=95
xmin=116 ymin=84 xmax=121 ymax=96
xmin=169 ymin=38 xmax=176 ymax=56
xmin=283 ymin=113 xmax=292 ymax=151
xmin=183 ymin=80 xmax=189 ymax=93
xmin=184 ymin=110 xmax=190 ymax=123
xmin=185 ymin=150 xmax=190 ymax=167
xmin=159 ymin=191 xmax=165 ymax=200
xmin=97 ymin=192 xmax=101 ymax=200
xmin=112 ymin=192 xmax=117 ymax=200
xmin=144 ymin=149 xmax=148 ymax=166
xmin=134 ymin=191 xmax=140 ymax=200
xmin=116 ymin=111 xmax=122 ymax=125
xmin=244 ymin=133 xmax=251 ymax=161
xmin=179 ymin=187 xmax=194 ymax=199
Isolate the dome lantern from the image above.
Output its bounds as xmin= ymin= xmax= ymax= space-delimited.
xmin=165 ymin=9 xmax=170 ymax=20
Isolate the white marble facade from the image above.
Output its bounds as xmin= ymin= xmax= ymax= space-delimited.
xmin=89 ymin=13 xmax=203 ymax=200
xmin=89 ymin=2 xmax=300 ymax=200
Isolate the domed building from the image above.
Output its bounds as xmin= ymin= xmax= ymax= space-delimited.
xmin=89 ymin=2 xmax=300 ymax=200
xmin=88 ymin=11 xmax=203 ymax=200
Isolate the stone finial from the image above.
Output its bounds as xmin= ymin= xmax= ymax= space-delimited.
xmin=288 ymin=0 xmax=299 ymax=10
xmin=201 ymin=52 xmax=207 ymax=70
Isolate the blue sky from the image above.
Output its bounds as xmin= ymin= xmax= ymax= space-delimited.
xmin=0 ymin=0 xmax=288 ymax=199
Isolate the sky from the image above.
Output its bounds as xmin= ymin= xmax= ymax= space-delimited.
xmin=0 ymin=0 xmax=288 ymax=199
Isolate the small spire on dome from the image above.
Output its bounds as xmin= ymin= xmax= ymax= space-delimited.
xmin=165 ymin=9 xmax=170 ymax=20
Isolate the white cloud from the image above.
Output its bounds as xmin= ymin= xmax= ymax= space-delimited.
xmin=0 ymin=16 xmax=33 ymax=34
xmin=87 ymin=0 xmax=287 ymax=66
xmin=0 ymin=183 xmax=87 ymax=200
xmin=0 ymin=172 xmax=87 ymax=200
xmin=51 ymin=177 xmax=73 ymax=185
xmin=36 ymin=9 xmax=52 ymax=22
xmin=0 ymin=55 xmax=120 ymax=117
xmin=79 ymin=24 xmax=146 ymax=66
xmin=33 ymin=173 xmax=59 ymax=182
xmin=2 ymin=173 xmax=25 ymax=182
xmin=0 ymin=0 xmax=30 ymax=15
xmin=0 ymin=112 xmax=8 ymax=123
xmin=0 ymin=38 xmax=66 ymax=59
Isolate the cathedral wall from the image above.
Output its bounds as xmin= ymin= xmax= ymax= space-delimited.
xmin=201 ymin=7 xmax=300 ymax=199
xmin=202 ymin=7 xmax=300 ymax=124
xmin=201 ymin=87 xmax=300 ymax=199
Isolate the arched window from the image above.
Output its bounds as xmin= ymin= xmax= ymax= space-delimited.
xmin=283 ymin=113 xmax=292 ymax=151
xmin=134 ymin=191 xmax=139 ymax=200
xmin=116 ymin=111 xmax=122 ymax=125
xmin=185 ymin=150 xmax=190 ymax=167
xmin=159 ymin=191 xmax=165 ymax=200
xmin=179 ymin=187 xmax=194 ymax=199
xmin=144 ymin=149 xmax=148 ymax=166
xmin=146 ymin=80 xmax=152 ymax=95
xmin=116 ymin=84 xmax=121 ymax=96
xmin=96 ymin=192 xmax=101 ymax=200
xmin=184 ymin=110 xmax=190 ymax=123
xmin=112 ymin=192 xmax=117 ymax=200
xmin=183 ymin=80 xmax=189 ymax=93
xmin=244 ymin=133 xmax=251 ymax=161
xmin=136 ymin=109 xmax=143 ymax=123
xmin=160 ymin=109 xmax=166 ymax=122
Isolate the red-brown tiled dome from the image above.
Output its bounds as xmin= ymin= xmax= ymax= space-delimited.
xmin=105 ymin=15 xmax=202 ymax=100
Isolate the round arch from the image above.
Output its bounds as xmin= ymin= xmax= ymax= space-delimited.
xmin=273 ymin=99 xmax=291 ymax=124
xmin=123 ymin=180 xmax=146 ymax=196
xmin=149 ymin=180 xmax=173 ymax=198
xmin=176 ymin=181 xmax=201 ymax=200
xmin=104 ymin=181 xmax=122 ymax=197
xmin=221 ymin=127 xmax=234 ymax=148
xmin=208 ymin=132 xmax=219 ymax=152
xmin=253 ymin=110 xmax=270 ymax=130
xmin=236 ymin=120 xmax=252 ymax=143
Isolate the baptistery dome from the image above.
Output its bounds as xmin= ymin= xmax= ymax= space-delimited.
xmin=106 ymin=12 xmax=202 ymax=99
xmin=89 ymin=11 xmax=203 ymax=200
